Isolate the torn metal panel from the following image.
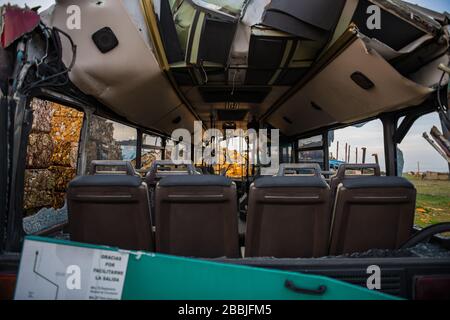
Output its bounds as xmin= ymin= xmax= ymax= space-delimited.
xmin=409 ymin=54 xmax=449 ymax=88
xmin=359 ymin=33 xmax=434 ymax=61
xmin=402 ymin=2 xmax=449 ymax=25
xmin=352 ymin=0 xmax=427 ymax=51
xmin=46 ymin=0 xmax=192 ymax=135
xmin=262 ymin=11 xmax=328 ymax=42
xmin=372 ymin=0 xmax=443 ymax=33
xmin=324 ymin=0 xmax=359 ymax=50
xmin=0 ymin=5 xmax=40 ymax=48
xmin=268 ymin=39 xmax=433 ymax=136
xmin=241 ymin=0 xmax=271 ymax=26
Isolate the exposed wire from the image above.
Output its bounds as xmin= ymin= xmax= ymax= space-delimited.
xmin=21 ymin=26 xmax=77 ymax=94
xmin=200 ymin=60 xmax=208 ymax=85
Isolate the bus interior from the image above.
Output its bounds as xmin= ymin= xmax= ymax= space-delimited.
xmin=1 ymin=0 xmax=450 ymax=300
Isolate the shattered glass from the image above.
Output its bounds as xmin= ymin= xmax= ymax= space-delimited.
xmin=23 ymin=99 xmax=83 ymax=216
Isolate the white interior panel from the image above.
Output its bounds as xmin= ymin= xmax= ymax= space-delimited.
xmin=48 ymin=0 xmax=189 ymax=134
xmin=268 ymin=38 xmax=433 ymax=136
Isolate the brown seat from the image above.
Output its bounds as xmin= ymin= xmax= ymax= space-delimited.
xmin=329 ymin=164 xmax=381 ymax=205
xmin=245 ymin=173 xmax=331 ymax=258
xmin=67 ymin=174 xmax=154 ymax=251
xmin=329 ymin=176 xmax=416 ymax=255
xmin=145 ymin=160 xmax=197 ymax=224
xmin=155 ymin=175 xmax=239 ymax=258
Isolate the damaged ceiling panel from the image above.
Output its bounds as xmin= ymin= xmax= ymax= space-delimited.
xmin=262 ymin=0 xmax=347 ymax=43
xmin=353 ymin=0 xmax=426 ymax=51
xmin=268 ymin=38 xmax=434 ymax=136
xmin=46 ymin=0 xmax=197 ymax=134
xmin=156 ymin=0 xmax=445 ymax=134
xmin=31 ymin=0 xmax=449 ymax=137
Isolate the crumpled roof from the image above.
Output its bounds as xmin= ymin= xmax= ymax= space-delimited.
xmin=0 ymin=4 xmax=40 ymax=48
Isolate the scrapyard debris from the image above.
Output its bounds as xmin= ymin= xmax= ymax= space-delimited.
xmin=23 ymin=169 xmax=55 ymax=210
xmin=26 ymin=132 xmax=54 ymax=169
xmin=85 ymin=115 xmax=123 ymax=172
xmin=30 ymin=98 xmax=54 ymax=133
xmin=49 ymin=166 xmax=77 ymax=192
xmin=23 ymin=99 xmax=83 ymax=215
xmin=51 ymin=141 xmax=79 ymax=168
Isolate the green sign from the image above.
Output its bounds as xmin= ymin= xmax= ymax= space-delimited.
xmin=15 ymin=236 xmax=399 ymax=300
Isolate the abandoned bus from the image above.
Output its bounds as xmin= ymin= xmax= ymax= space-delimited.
xmin=1 ymin=0 xmax=450 ymax=301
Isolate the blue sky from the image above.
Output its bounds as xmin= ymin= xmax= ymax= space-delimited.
xmin=404 ymin=0 xmax=450 ymax=13
xmin=6 ymin=0 xmax=450 ymax=172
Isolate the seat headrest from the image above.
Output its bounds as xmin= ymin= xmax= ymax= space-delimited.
xmin=342 ymin=176 xmax=415 ymax=189
xmin=336 ymin=163 xmax=381 ymax=179
xmin=90 ymin=160 xmax=138 ymax=176
xmin=158 ymin=175 xmax=233 ymax=187
xmin=253 ymin=176 xmax=329 ymax=189
xmin=69 ymin=175 xmax=142 ymax=188
xmin=277 ymin=163 xmax=322 ymax=177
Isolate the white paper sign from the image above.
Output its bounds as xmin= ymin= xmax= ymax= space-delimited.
xmin=14 ymin=239 xmax=129 ymax=300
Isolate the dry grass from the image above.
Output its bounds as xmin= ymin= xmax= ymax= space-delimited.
xmin=404 ymin=174 xmax=450 ymax=229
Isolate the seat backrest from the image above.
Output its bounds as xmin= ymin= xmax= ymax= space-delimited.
xmin=329 ymin=176 xmax=416 ymax=255
xmin=155 ymin=175 xmax=239 ymax=258
xmin=145 ymin=160 xmax=197 ymax=224
xmin=246 ymin=175 xmax=331 ymax=258
xmin=67 ymin=175 xmax=154 ymax=251
xmin=329 ymin=164 xmax=381 ymax=204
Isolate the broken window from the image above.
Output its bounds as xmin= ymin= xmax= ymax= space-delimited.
xmin=297 ymin=135 xmax=325 ymax=168
xmin=329 ymin=119 xmax=386 ymax=172
xmin=298 ymin=135 xmax=323 ymax=149
xmin=22 ymin=99 xmax=83 ymax=234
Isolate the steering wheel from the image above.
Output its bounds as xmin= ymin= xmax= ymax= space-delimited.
xmin=400 ymin=223 xmax=450 ymax=249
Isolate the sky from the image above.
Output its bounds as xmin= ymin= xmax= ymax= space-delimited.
xmin=5 ymin=0 xmax=450 ymax=172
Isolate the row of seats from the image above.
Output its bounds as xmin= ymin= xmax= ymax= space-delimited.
xmin=246 ymin=173 xmax=416 ymax=258
xmin=67 ymin=162 xmax=416 ymax=258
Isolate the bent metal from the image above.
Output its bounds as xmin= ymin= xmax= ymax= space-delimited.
xmin=169 ymin=121 xmax=280 ymax=169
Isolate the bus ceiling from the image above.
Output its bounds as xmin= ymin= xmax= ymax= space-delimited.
xmin=1 ymin=0 xmax=450 ymax=138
